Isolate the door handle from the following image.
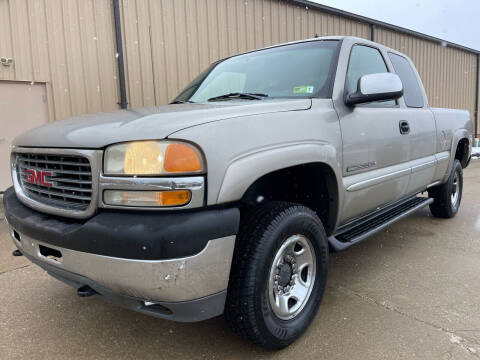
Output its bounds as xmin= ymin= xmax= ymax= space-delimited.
xmin=399 ymin=120 xmax=410 ymax=135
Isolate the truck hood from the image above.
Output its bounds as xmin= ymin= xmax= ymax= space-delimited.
xmin=13 ymin=99 xmax=311 ymax=149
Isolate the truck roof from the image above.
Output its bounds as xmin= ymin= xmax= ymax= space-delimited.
xmin=234 ymin=35 xmax=405 ymax=60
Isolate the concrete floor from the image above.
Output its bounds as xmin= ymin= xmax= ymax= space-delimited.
xmin=1 ymin=161 xmax=479 ymax=360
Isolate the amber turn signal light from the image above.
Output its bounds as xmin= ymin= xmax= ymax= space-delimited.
xmin=104 ymin=190 xmax=191 ymax=207
xmin=164 ymin=143 xmax=202 ymax=173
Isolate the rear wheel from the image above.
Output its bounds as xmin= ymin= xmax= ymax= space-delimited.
xmin=428 ymin=159 xmax=463 ymax=218
xmin=225 ymin=202 xmax=328 ymax=350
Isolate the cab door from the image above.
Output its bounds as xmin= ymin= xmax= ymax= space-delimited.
xmin=387 ymin=52 xmax=436 ymax=194
xmin=334 ymin=43 xmax=411 ymax=223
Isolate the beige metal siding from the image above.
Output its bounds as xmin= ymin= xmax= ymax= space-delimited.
xmin=0 ymin=0 xmax=478 ymax=133
xmin=375 ymin=27 xmax=478 ymax=123
xmin=0 ymin=0 xmax=120 ymax=121
xmin=120 ymin=0 xmax=370 ymax=108
xmin=477 ymin=57 xmax=480 ymax=135
xmin=0 ymin=81 xmax=49 ymax=190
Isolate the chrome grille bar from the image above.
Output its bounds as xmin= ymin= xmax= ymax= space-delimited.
xmin=22 ymin=184 xmax=92 ymax=201
xmin=19 ymin=158 xmax=91 ymax=167
xmin=19 ymin=166 xmax=91 ymax=176
xmin=16 ymin=153 xmax=92 ymax=211
xmin=45 ymin=177 xmax=92 ymax=185
xmin=11 ymin=147 xmax=102 ymax=219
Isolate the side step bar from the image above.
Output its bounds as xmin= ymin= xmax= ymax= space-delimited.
xmin=328 ymin=196 xmax=433 ymax=251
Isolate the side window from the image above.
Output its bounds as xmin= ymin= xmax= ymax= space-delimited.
xmin=346 ymin=45 xmax=394 ymax=106
xmin=388 ymin=53 xmax=424 ymax=108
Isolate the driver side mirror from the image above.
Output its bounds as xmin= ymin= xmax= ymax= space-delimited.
xmin=345 ymin=73 xmax=403 ymax=106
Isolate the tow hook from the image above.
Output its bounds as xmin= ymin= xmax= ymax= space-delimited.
xmin=77 ymin=285 xmax=98 ymax=297
xmin=12 ymin=249 xmax=23 ymax=257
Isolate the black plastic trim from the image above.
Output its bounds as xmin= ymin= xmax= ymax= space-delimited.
xmin=3 ymin=187 xmax=239 ymax=260
xmin=329 ymin=195 xmax=433 ymax=251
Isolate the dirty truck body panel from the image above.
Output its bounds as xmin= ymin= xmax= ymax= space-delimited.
xmin=4 ymin=36 xmax=472 ymax=325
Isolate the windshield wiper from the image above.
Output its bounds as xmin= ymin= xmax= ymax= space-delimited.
xmin=208 ymin=92 xmax=268 ymax=102
xmin=170 ymin=100 xmax=196 ymax=104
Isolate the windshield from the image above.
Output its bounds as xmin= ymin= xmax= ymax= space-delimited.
xmin=173 ymin=40 xmax=340 ymax=103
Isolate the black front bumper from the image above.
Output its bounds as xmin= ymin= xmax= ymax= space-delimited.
xmin=3 ymin=187 xmax=239 ymax=260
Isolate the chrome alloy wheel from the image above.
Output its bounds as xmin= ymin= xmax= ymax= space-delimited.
xmin=451 ymin=171 xmax=459 ymax=207
xmin=268 ymin=234 xmax=316 ymax=320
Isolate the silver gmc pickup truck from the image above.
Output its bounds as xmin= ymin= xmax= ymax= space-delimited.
xmin=3 ymin=36 xmax=472 ymax=349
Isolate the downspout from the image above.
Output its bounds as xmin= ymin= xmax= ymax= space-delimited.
xmin=370 ymin=23 xmax=375 ymax=42
xmin=113 ymin=0 xmax=128 ymax=109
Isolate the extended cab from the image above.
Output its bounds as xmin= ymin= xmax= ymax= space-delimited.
xmin=3 ymin=36 xmax=472 ymax=349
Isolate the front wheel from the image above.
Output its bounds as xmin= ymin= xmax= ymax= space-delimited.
xmin=225 ymin=202 xmax=328 ymax=350
xmin=428 ymin=159 xmax=463 ymax=218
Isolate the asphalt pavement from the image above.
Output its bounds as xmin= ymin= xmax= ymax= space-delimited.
xmin=1 ymin=161 xmax=479 ymax=359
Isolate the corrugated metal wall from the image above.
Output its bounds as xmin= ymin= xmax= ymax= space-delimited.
xmin=0 ymin=0 xmax=478 ymax=133
xmin=0 ymin=0 xmax=119 ymax=121
xmin=375 ymin=27 xmax=478 ymax=121
xmin=120 ymin=0 xmax=370 ymax=108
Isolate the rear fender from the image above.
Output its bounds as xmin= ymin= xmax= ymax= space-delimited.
xmin=442 ymin=129 xmax=471 ymax=182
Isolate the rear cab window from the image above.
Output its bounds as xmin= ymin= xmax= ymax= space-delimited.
xmin=388 ymin=53 xmax=425 ymax=108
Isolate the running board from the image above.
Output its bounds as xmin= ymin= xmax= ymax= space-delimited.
xmin=328 ymin=196 xmax=433 ymax=251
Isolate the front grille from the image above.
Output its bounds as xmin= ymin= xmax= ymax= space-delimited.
xmin=16 ymin=153 xmax=92 ymax=211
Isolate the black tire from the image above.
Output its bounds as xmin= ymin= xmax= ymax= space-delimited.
xmin=428 ymin=159 xmax=463 ymax=218
xmin=224 ymin=202 xmax=328 ymax=350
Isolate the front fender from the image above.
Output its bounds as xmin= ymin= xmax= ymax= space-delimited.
xmin=217 ymin=142 xmax=342 ymax=205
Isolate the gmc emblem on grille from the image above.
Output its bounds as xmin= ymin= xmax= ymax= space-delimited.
xmin=25 ymin=169 xmax=54 ymax=187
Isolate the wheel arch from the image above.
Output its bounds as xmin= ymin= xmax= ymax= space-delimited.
xmin=455 ymin=137 xmax=470 ymax=168
xmin=442 ymin=129 xmax=471 ymax=183
xmin=217 ymin=143 xmax=342 ymax=234
xmin=239 ymin=162 xmax=339 ymax=235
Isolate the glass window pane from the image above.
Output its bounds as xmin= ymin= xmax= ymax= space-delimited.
xmin=346 ymin=45 xmax=395 ymax=106
xmin=388 ymin=53 xmax=424 ymax=108
xmin=173 ymin=40 xmax=340 ymax=103
xmin=346 ymin=45 xmax=389 ymax=93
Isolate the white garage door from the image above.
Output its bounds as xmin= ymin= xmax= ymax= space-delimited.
xmin=0 ymin=82 xmax=49 ymax=191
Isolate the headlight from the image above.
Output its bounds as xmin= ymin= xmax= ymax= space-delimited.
xmin=104 ymin=140 xmax=204 ymax=176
